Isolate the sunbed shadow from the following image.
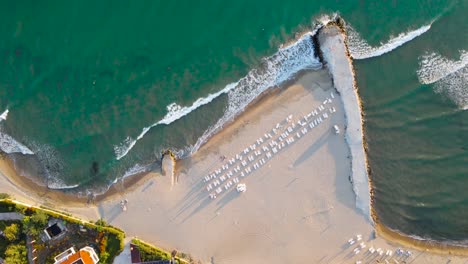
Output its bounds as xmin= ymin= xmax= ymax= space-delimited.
xmin=178 ymin=196 xmax=211 ymax=224
xmin=215 ymin=188 xmax=240 ymax=211
xmin=293 ymin=130 xmax=330 ymax=168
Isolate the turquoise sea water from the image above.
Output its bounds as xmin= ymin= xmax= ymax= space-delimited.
xmin=0 ymin=0 xmax=466 ymax=243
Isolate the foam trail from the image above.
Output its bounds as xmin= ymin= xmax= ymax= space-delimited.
xmin=416 ymin=51 xmax=468 ymax=110
xmin=192 ymin=29 xmax=322 ymax=153
xmin=417 ymin=51 xmax=468 ymax=84
xmin=115 ymin=27 xmax=322 ymax=160
xmin=0 ymin=109 xmax=8 ymax=121
xmin=348 ymin=24 xmax=432 ymax=60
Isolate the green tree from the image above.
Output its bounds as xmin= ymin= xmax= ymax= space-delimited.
xmin=4 ymin=244 xmax=28 ymax=264
xmin=3 ymin=223 xmax=20 ymax=241
xmin=30 ymin=210 xmax=48 ymax=226
xmin=22 ymin=211 xmax=48 ymax=236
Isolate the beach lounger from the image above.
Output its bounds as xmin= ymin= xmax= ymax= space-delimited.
xmin=309 ymin=123 xmax=314 ymax=129
xmin=272 ymin=147 xmax=278 ymax=154
xmin=323 ymin=113 xmax=328 ymax=119
xmin=266 ymin=152 xmax=272 ymax=158
xmin=330 ymin=92 xmax=335 ymax=99
xmin=296 ymin=132 xmax=301 ymax=139
xmin=241 ymin=172 xmax=245 ymax=177
xmin=323 ymin=99 xmax=328 ymax=105
xmin=216 ymin=188 xmax=222 ymax=194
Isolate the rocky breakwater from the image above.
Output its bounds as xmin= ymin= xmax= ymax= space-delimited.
xmin=161 ymin=150 xmax=177 ymax=186
xmin=317 ymin=22 xmax=372 ymax=220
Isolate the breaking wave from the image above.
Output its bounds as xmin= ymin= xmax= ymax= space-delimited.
xmin=114 ymin=25 xmax=323 ymax=160
xmin=191 ymin=29 xmax=323 ymax=153
xmin=417 ymin=50 xmax=468 ymax=84
xmin=0 ymin=109 xmax=8 ymax=121
xmin=0 ymin=132 xmax=35 ymax=155
xmin=417 ymin=51 xmax=468 ymax=110
xmin=347 ymin=23 xmax=432 ymax=60
xmin=0 ymin=109 xmax=34 ymax=155
xmin=114 ymin=83 xmax=237 ymax=160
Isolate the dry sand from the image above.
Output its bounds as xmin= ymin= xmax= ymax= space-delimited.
xmin=98 ymin=69 xmax=376 ymax=264
xmin=1 ymin=24 xmax=467 ymax=264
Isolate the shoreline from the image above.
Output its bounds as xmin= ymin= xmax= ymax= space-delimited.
xmin=0 ymin=19 xmax=467 ymax=262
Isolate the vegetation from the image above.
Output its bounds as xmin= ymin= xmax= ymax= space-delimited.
xmin=3 ymin=223 xmax=20 ymax=241
xmin=0 ymin=221 xmax=26 ymax=261
xmin=131 ymin=238 xmax=190 ymax=264
xmin=0 ymin=199 xmax=126 ymax=264
xmin=0 ymin=193 xmax=10 ymax=200
xmin=4 ymin=243 xmax=27 ymax=264
xmin=22 ymin=210 xmax=49 ymax=236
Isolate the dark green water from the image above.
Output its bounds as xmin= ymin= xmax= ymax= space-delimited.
xmin=0 ymin=0 xmax=466 ymax=243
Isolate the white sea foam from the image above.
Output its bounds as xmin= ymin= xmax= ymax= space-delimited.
xmin=417 ymin=51 xmax=468 ymax=84
xmin=192 ymin=29 xmax=322 ymax=153
xmin=347 ymin=23 xmax=432 ymax=60
xmin=0 ymin=109 xmax=35 ymax=155
xmin=115 ymin=26 xmax=322 ymax=160
xmin=417 ymin=51 xmax=468 ymax=110
xmin=25 ymin=141 xmax=69 ymax=188
xmin=47 ymin=181 xmax=79 ymax=190
xmin=113 ymin=83 xmax=238 ymax=160
xmin=0 ymin=131 xmax=34 ymax=155
xmin=0 ymin=109 xmax=8 ymax=121
xmin=122 ymin=163 xmax=149 ymax=179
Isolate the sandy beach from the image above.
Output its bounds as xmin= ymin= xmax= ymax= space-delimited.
xmin=1 ymin=24 xmax=468 ymax=263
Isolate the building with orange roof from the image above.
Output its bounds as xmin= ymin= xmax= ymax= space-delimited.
xmin=53 ymin=246 xmax=99 ymax=264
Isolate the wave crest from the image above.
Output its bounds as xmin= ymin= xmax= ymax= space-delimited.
xmin=347 ymin=24 xmax=432 ymax=60
xmin=192 ymin=30 xmax=322 ymax=153
xmin=0 ymin=109 xmax=8 ymax=121
xmin=417 ymin=50 xmax=468 ymax=84
xmin=417 ymin=51 xmax=468 ymax=110
xmin=114 ymin=27 xmax=322 ymax=160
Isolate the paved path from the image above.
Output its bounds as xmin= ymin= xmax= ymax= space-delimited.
xmin=113 ymin=238 xmax=132 ymax=264
xmin=0 ymin=212 xmax=23 ymax=221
